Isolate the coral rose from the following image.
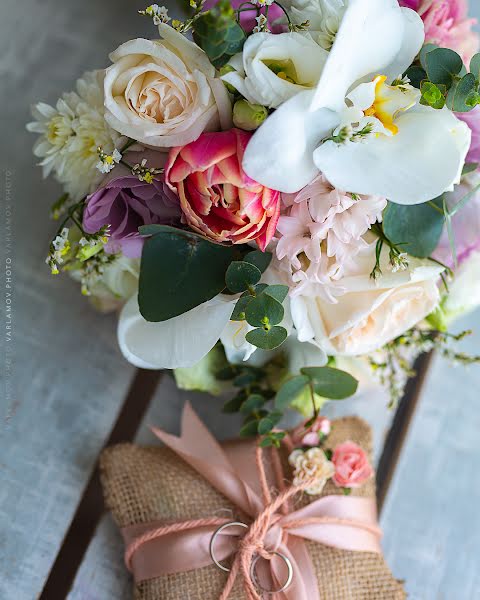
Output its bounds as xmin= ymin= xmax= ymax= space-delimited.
xmin=332 ymin=441 xmax=373 ymax=489
xmin=165 ymin=128 xmax=280 ymax=250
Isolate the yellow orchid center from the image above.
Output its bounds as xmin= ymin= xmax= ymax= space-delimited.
xmin=364 ymin=75 xmax=417 ymax=136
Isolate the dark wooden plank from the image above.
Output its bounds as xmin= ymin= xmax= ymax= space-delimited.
xmin=376 ymin=352 xmax=434 ymax=512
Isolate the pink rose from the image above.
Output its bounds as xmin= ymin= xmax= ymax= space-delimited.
xmin=292 ymin=416 xmax=332 ymax=447
xmin=332 ymin=441 xmax=373 ymax=489
xmin=165 ymin=129 xmax=281 ymax=251
xmin=400 ymin=0 xmax=479 ymax=65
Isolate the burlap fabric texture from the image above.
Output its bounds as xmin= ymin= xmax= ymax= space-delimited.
xmin=100 ymin=415 xmax=406 ymax=600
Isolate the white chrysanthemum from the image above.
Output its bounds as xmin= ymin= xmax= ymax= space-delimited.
xmin=27 ymin=70 xmax=122 ymax=201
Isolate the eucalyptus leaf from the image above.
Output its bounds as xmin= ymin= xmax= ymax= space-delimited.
xmin=245 ymin=326 xmax=288 ymax=350
xmin=245 ymin=294 xmax=284 ymax=327
xmin=404 ymin=65 xmax=426 ymax=89
xmin=230 ymin=295 xmax=251 ymax=321
xmin=300 ymin=366 xmax=358 ymax=399
xmin=275 ymin=375 xmax=310 ymax=410
xmin=225 ymin=261 xmax=262 ymax=293
xmin=139 ymin=228 xmax=237 ymax=322
xmin=244 ymin=250 xmax=272 ymax=273
xmin=239 ymin=419 xmax=260 ymax=437
xmin=382 ymin=199 xmax=445 ymax=258
xmin=419 ymin=43 xmax=439 ymax=70
xmin=192 ymin=0 xmax=246 ymax=68
xmin=425 ymin=48 xmax=463 ymax=87
xmin=446 ymin=73 xmax=477 ymax=112
xmin=469 ymin=53 xmax=480 ymax=80
xmin=258 ymin=417 xmax=275 ymax=435
xmin=264 ymin=285 xmax=289 ymax=304
xmin=240 ymin=394 xmax=266 ymax=414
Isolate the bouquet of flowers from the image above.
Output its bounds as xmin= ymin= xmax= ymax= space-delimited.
xmin=29 ymin=0 xmax=480 ymax=443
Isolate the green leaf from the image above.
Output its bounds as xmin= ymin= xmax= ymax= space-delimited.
xmin=139 ymin=228 xmax=237 ymax=322
xmin=233 ymin=370 xmax=260 ymax=387
xmin=469 ymin=53 xmax=480 ymax=80
xmin=275 ymin=375 xmax=310 ymax=410
xmin=239 ymin=419 xmax=260 ymax=437
xmin=420 ymin=81 xmax=446 ymax=109
xmin=244 ymin=250 xmax=272 ymax=273
xmin=258 ymin=417 xmax=275 ymax=435
xmin=425 ymin=48 xmax=463 ymax=87
xmin=404 ymin=65 xmax=426 ymax=90
xmin=419 ymin=43 xmax=439 ymax=71
xmin=300 ymin=366 xmax=358 ymax=399
xmin=245 ymin=294 xmax=284 ymax=327
xmin=240 ymin=394 xmax=265 ymax=414
xmin=446 ymin=73 xmax=477 ymax=112
xmin=223 ymin=393 xmax=246 ymax=414
xmin=264 ymin=285 xmax=289 ymax=304
xmin=231 ymin=295 xmax=251 ymax=321
xmin=225 ymin=261 xmax=262 ymax=293
xmin=462 ymin=162 xmax=479 ymax=176
xmin=382 ymin=199 xmax=445 ymax=258
xmin=192 ymin=0 xmax=246 ymax=68
xmin=245 ymin=326 xmax=288 ymax=350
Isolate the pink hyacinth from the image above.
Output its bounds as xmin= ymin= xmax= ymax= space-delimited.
xmin=203 ymin=0 xmax=285 ymax=33
xmin=165 ymin=129 xmax=280 ymax=251
xmin=400 ymin=0 xmax=479 ymax=65
xmin=275 ymin=175 xmax=386 ymax=300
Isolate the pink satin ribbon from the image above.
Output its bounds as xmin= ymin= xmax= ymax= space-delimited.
xmin=122 ymin=403 xmax=382 ymax=600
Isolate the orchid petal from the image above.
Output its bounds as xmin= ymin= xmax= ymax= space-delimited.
xmin=383 ymin=8 xmax=425 ymax=82
xmin=310 ymin=0 xmax=407 ymax=113
xmin=117 ymin=294 xmax=235 ymax=369
xmin=313 ymin=106 xmax=471 ymax=205
xmin=243 ymin=90 xmax=339 ymax=193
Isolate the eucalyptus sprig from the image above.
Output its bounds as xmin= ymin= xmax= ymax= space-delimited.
xmin=226 ymin=251 xmax=289 ymax=351
xmin=406 ymin=45 xmax=480 ymax=112
xmin=218 ymin=361 xmax=358 ymax=447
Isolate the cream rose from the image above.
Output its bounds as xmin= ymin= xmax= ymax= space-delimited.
xmin=290 ymin=242 xmax=444 ymax=356
xmin=104 ymin=24 xmax=232 ymax=147
xmin=222 ymin=32 xmax=327 ymax=109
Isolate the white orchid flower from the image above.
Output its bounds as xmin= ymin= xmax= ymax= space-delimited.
xmin=243 ymin=0 xmax=471 ymax=205
xmin=117 ymin=294 xmax=236 ymax=369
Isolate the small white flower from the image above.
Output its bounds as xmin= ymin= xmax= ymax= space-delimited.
xmin=253 ymin=14 xmax=269 ymax=33
xmin=96 ymin=146 xmax=122 ymax=174
xmin=139 ymin=4 xmax=170 ymax=24
xmin=251 ymin=0 xmax=275 ymax=6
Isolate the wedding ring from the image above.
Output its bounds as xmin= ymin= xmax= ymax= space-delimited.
xmin=250 ymin=551 xmax=294 ymax=594
xmin=209 ymin=521 xmax=249 ymax=572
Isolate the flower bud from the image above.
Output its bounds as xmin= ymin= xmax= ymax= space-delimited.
xmin=233 ymin=100 xmax=268 ymax=131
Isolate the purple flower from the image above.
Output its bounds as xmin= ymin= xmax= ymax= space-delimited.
xmin=83 ymin=176 xmax=181 ymax=258
xmin=457 ymin=107 xmax=480 ymax=165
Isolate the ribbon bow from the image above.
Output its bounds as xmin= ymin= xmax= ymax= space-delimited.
xmin=123 ymin=403 xmax=382 ymax=600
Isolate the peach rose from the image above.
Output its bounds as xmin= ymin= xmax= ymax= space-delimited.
xmin=332 ymin=441 xmax=373 ymax=489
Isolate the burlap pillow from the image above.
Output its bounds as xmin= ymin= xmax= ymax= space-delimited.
xmin=100 ymin=415 xmax=405 ymax=600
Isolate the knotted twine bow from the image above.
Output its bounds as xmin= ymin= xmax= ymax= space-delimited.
xmin=123 ymin=403 xmax=382 ymax=600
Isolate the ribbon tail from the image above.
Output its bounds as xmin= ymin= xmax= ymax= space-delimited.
xmin=151 ymin=402 xmax=263 ymax=516
xmin=272 ymin=538 xmax=319 ymax=600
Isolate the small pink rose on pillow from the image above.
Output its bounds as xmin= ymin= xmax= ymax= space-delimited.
xmin=332 ymin=441 xmax=373 ymax=489
xmin=292 ymin=416 xmax=332 ymax=447
xmin=166 ymin=129 xmax=280 ymax=251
